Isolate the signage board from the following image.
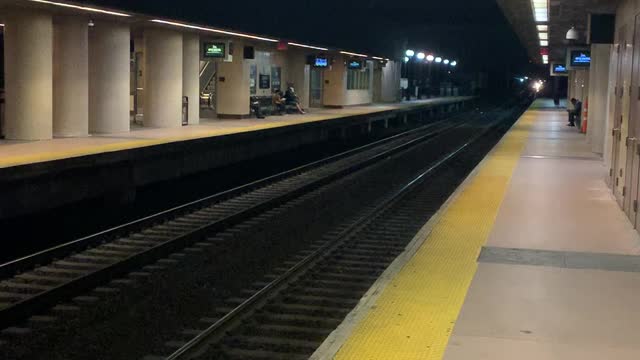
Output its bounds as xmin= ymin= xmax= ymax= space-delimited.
xmin=203 ymin=42 xmax=225 ymax=58
xmin=550 ymin=62 xmax=569 ymax=77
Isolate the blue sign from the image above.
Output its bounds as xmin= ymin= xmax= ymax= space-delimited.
xmin=348 ymin=60 xmax=363 ymax=69
xmin=314 ymin=57 xmax=328 ymax=67
xmin=571 ymin=50 xmax=591 ymax=67
xmin=554 ymin=64 xmax=567 ymax=73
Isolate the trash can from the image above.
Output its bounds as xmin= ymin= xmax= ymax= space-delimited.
xmin=182 ymin=96 xmax=189 ymax=126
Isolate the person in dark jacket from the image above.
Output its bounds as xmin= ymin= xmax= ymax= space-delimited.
xmin=284 ymin=84 xmax=305 ymax=114
xmin=568 ymin=98 xmax=582 ymax=127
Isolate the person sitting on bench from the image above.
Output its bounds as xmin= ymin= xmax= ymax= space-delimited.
xmin=250 ymin=96 xmax=266 ymax=119
xmin=272 ymin=89 xmax=286 ymax=115
xmin=284 ymin=84 xmax=305 ymax=114
xmin=567 ymin=98 xmax=582 ymax=127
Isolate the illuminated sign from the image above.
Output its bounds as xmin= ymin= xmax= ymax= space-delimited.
xmin=550 ymin=62 xmax=568 ymax=77
xmin=570 ymin=50 xmax=591 ymax=67
xmin=203 ymin=42 xmax=225 ymax=58
xmin=314 ymin=57 xmax=329 ymax=67
xmin=348 ymin=60 xmax=363 ymax=69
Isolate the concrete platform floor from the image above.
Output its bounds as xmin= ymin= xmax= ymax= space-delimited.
xmin=0 ymin=97 xmax=470 ymax=169
xmin=444 ymin=99 xmax=640 ymax=359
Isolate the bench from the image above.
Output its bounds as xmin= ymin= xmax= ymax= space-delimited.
xmin=250 ymin=95 xmax=298 ymax=118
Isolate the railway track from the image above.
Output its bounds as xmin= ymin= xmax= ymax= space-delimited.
xmin=0 ymin=103 xmax=524 ymax=360
xmin=0 ymin=114 xmax=468 ymax=330
xmin=151 ymin=108 xmax=519 ymax=360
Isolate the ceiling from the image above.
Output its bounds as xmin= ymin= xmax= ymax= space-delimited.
xmin=496 ymin=0 xmax=618 ymax=64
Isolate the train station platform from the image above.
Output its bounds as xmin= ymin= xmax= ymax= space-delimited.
xmin=0 ymin=97 xmax=472 ymax=220
xmin=316 ymin=99 xmax=640 ymax=359
xmin=0 ymin=97 xmax=469 ymax=170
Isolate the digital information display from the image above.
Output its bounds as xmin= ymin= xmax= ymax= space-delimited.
xmin=314 ymin=57 xmax=329 ymax=67
xmin=348 ymin=60 xmax=363 ymax=69
xmin=570 ymin=50 xmax=591 ymax=67
xmin=203 ymin=42 xmax=225 ymax=58
xmin=551 ymin=63 xmax=568 ymax=76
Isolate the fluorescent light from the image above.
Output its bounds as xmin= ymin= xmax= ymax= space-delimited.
xmin=539 ymin=32 xmax=548 ymax=40
xmin=150 ymin=19 xmax=278 ymax=42
xmin=417 ymin=52 xmax=426 ymax=60
xmin=29 ymin=0 xmax=131 ymax=17
xmin=537 ymin=25 xmax=548 ymax=31
xmin=426 ymin=54 xmax=435 ymax=62
xmin=405 ymin=49 xmax=415 ymax=57
xmin=0 ymin=24 xmax=4 ymax=27
xmin=451 ymin=61 xmax=457 ymax=66
xmin=435 ymin=57 xmax=443 ymax=63
xmin=340 ymin=51 xmax=368 ymax=57
xmin=531 ymin=0 xmax=548 ymax=22
xmin=542 ymin=54 xmax=549 ymax=64
xmin=443 ymin=59 xmax=450 ymax=65
xmin=372 ymin=56 xmax=384 ymax=60
xmin=540 ymin=40 xmax=548 ymax=46
xmin=288 ymin=42 xmax=328 ymax=51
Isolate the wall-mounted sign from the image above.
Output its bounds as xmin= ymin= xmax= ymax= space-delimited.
xmin=203 ymin=42 xmax=225 ymax=58
xmin=550 ymin=62 xmax=569 ymax=77
xmin=347 ymin=59 xmax=363 ymax=70
xmin=314 ymin=57 xmax=329 ymax=68
xmin=271 ymin=66 xmax=282 ymax=90
xmin=259 ymin=74 xmax=271 ymax=89
xmin=570 ymin=50 xmax=591 ymax=67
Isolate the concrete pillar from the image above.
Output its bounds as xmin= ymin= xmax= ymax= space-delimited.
xmin=4 ymin=11 xmax=53 ymax=140
xmin=144 ymin=28 xmax=183 ymax=127
xmin=89 ymin=21 xmax=130 ymax=133
xmin=217 ymin=40 xmax=251 ymax=118
xmin=587 ymin=44 xmax=612 ymax=154
xmin=183 ymin=33 xmax=200 ymax=125
xmin=53 ymin=16 xmax=88 ymax=137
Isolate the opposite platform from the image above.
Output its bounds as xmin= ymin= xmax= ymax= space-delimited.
xmin=321 ymin=99 xmax=640 ymax=359
xmin=0 ymin=97 xmax=470 ymax=170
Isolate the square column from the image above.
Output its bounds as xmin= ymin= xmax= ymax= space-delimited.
xmin=53 ymin=16 xmax=89 ymax=137
xmin=183 ymin=33 xmax=200 ymax=125
xmin=144 ymin=28 xmax=183 ymax=128
xmin=89 ymin=21 xmax=130 ymax=134
xmin=4 ymin=11 xmax=53 ymax=140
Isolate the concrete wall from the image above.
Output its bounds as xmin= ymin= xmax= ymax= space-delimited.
xmin=324 ymin=55 xmax=374 ymax=107
xmin=286 ymin=50 xmax=310 ymax=109
xmin=587 ymin=44 xmax=612 ymax=155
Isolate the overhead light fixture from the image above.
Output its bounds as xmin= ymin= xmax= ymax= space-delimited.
xmin=151 ymin=19 xmax=278 ymax=42
xmin=426 ymin=54 xmax=435 ymax=62
xmin=451 ymin=61 xmax=457 ymax=66
xmin=435 ymin=57 xmax=443 ymax=63
xmin=405 ymin=49 xmax=415 ymax=57
xmin=372 ymin=56 xmax=385 ymax=60
xmin=417 ymin=52 xmax=426 ymax=60
xmin=0 ymin=24 xmax=4 ymax=27
xmin=540 ymin=40 xmax=548 ymax=46
xmin=531 ymin=0 xmax=548 ymax=22
xmin=566 ymin=26 xmax=579 ymax=40
xmin=539 ymin=32 xmax=548 ymax=40
xmin=340 ymin=50 xmax=368 ymax=57
xmin=542 ymin=54 xmax=549 ymax=64
xmin=288 ymin=42 xmax=328 ymax=51
xmin=28 ymin=0 xmax=131 ymax=17
xmin=443 ymin=59 xmax=450 ymax=65
xmin=404 ymin=56 xmax=410 ymax=63
xmin=537 ymin=25 xmax=548 ymax=31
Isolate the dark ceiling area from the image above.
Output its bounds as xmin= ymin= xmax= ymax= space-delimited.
xmin=76 ymin=0 xmax=531 ymax=73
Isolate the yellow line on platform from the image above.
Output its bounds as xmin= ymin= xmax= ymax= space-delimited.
xmin=333 ymin=110 xmax=537 ymax=360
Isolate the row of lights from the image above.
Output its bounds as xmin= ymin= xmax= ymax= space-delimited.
xmin=404 ymin=50 xmax=457 ymax=67
xmin=531 ymin=0 xmax=550 ymax=64
xmin=8 ymin=0 xmax=390 ymax=62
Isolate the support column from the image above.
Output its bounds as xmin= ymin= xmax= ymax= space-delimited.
xmin=89 ymin=21 xmax=130 ymax=133
xmin=4 ymin=11 xmax=53 ymax=140
xmin=144 ymin=28 xmax=183 ymax=128
xmin=53 ymin=16 xmax=88 ymax=137
xmin=183 ymin=33 xmax=200 ymax=125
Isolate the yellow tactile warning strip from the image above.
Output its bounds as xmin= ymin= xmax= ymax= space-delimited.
xmin=0 ymin=97 xmax=471 ymax=169
xmin=333 ymin=110 xmax=538 ymax=360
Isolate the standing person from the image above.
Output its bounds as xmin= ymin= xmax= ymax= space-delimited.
xmin=284 ymin=84 xmax=305 ymax=114
xmin=567 ymin=98 xmax=582 ymax=127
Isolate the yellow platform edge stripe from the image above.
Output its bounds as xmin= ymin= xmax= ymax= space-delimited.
xmin=333 ymin=111 xmax=537 ymax=360
xmin=0 ymin=97 xmax=472 ymax=169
